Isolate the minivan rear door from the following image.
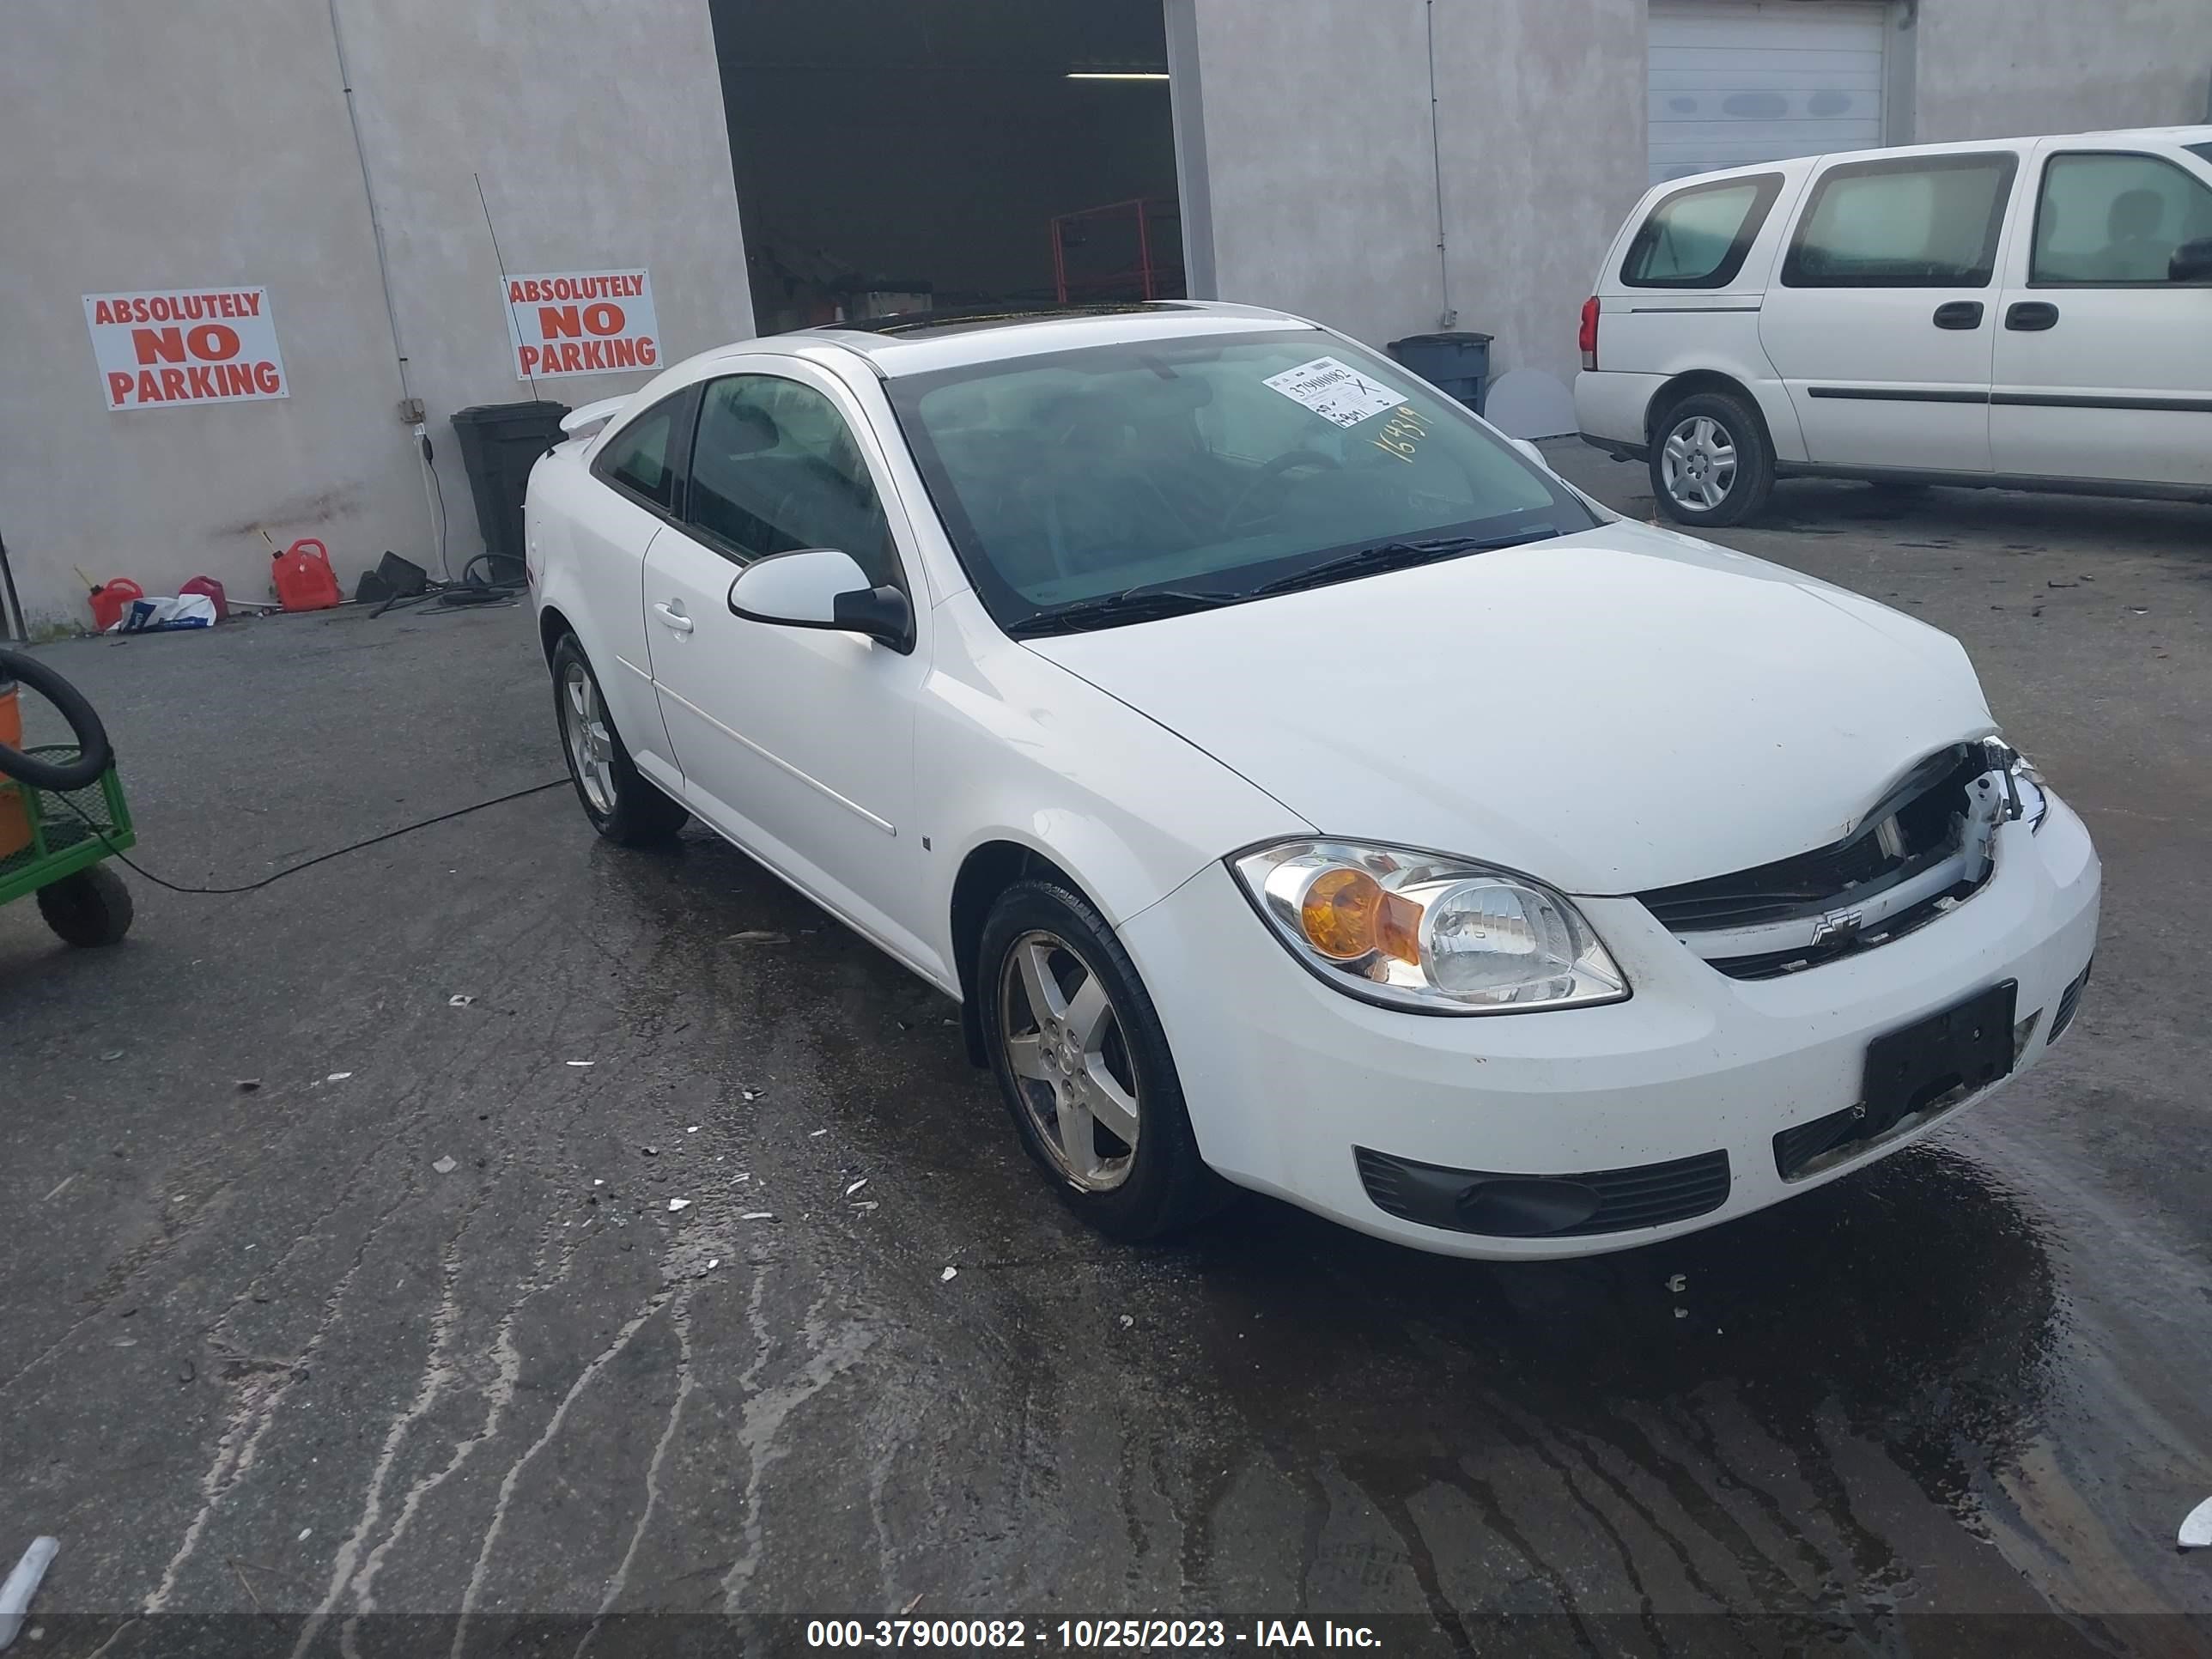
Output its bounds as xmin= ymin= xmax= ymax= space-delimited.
xmin=1989 ymin=141 xmax=2212 ymax=488
xmin=1758 ymin=148 xmax=2021 ymax=472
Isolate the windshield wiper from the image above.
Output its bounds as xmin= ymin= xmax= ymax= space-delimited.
xmin=1250 ymin=528 xmax=1559 ymax=598
xmin=1007 ymin=586 xmax=1243 ymax=638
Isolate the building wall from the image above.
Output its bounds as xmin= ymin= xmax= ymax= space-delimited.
xmin=1188 ymin=0 xmax=1648 ymax=433
xmin=0 ymin=0 xmax=748 ymax=635
xmin=337 ymin=0 xmax=752 ymax=569
xmin=1 ymin=0 xmax=427 ymax=635
xmin=1911 ymin=0 xmax=2212 ymax=143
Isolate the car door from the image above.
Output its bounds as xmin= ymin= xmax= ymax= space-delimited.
xmin=1758 ymin=149 xmax=2020 ymax=471
xmin=567 ymin=386 xmax=697 ymax=781
xmin=641 ymin=362 xmax=942 ymax=981
xmin=1990 ymin=143 xmax=2212 ymax=486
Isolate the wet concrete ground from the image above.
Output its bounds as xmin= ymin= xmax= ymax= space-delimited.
xmin=2 ymin=449 xmax=2208 ymax=1654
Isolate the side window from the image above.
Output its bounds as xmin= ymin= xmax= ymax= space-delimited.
xmin=2031 ymin=152 xmax=2212 ymax=284
xmin=1620 ymin=173 xmax=1784 ymax=288
xmin=591 ymin=392 xmax=690 ymax=511
xmin=685 ymin=376 xmax=902 ymax=588
xmin=1782 ymin=154 xmax=2018 ymax=288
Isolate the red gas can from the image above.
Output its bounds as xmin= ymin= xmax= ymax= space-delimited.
xmin=272 ymin=538 xmax=341 ymax=611
xmin=88 ymin=577 xmax=144 ymax=633
xmin=179 ymin=574 xmax=230 ymax=622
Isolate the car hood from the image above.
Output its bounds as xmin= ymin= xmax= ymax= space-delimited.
xmin=1023 ymin=523 xmax=1996 ymax=894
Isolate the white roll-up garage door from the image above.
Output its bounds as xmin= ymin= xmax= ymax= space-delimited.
xmin=1648 ymin=1 xmax=1888 ymax=185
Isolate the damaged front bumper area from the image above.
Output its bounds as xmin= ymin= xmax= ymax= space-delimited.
xmin=1635 ymin=739 xmax=2024 ymax=980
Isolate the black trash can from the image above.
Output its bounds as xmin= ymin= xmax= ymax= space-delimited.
xmin=449 ymin=400 xmax=570 ymax=580
xmin=1385 ymin=331 xmax=1492 ymax=414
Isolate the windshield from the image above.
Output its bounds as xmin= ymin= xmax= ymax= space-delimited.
xmin=884 ymin=329 xmax=1601 ymax=634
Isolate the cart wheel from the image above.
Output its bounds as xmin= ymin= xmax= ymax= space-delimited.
xmin=37 ymin=864 xmax=134 ymax=947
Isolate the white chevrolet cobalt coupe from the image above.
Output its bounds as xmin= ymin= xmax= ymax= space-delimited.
xmin=526 ymin=301 xmax=2099 ymax=1258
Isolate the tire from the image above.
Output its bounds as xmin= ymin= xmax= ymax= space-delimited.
xmin=1649 ymin=391 xmax=1775 ymax=527
xmin=550 ymin=633 xmax=687 ymax=846
xmin=977 ymin=877 xmax=1230 ymax=1242
xmin=0 ymin=647 xmax=112 ymax=791
xmin=38 ymin=863 xmax=133 ymax=946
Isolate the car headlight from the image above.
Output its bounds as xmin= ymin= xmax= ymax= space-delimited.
xmin=1987 ymin=738 xmax=2049 ymax=831
xmin=1228 ymin=839 xmax=1629 ymax=1014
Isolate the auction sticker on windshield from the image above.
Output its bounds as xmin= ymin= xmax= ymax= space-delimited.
xmin=1262 ymin=356 xmax=1402 ymax=428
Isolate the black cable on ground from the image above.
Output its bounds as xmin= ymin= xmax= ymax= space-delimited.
xmin=56 ymin=778 xmax=566 ymax=895
xmin=373 ymin=553 xmax=526 ymax=618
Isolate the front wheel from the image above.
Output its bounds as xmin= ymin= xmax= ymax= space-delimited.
xmin=978 ymin=878 xmax=1229 ymax=1242
xmin=1650 ymin=392 xmax=1775 ymax=527
xmin=550 ymin=634 xmax=687 ymax=846
xmin=38 ymin=863 xmax=133 ymax=946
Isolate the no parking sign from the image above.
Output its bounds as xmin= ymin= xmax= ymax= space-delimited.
xmin=501 ymin=269 xmax=660 ymax=380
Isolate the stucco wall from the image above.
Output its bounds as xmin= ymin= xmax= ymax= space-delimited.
xmin=0 ymin=0 xmax=428 ymax=635
xmin=1189 ymin=2 xmax=1448 ymax=349
xmin=0 ymin=0 xmax=748 ymax=635
xmin=1188 ymin=0 xmax=1647 ymax=429
xmin=337 ymin=0 xmax=753 ymax=576
xmin=1911 ymin=0 xmax=2212 ymax=143
xmin=1431 ymin=0 xmax=1648 ymax=414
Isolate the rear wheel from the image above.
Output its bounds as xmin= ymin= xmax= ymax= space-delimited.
xmin=1650 ymin=391 xmax=1774 ymax=527
xmin=550 ymin=634 xmax=687 ymax=846
xmin=38 ymin=863 xmax=132 ymax=946
xmin=978 ymin=878 xmax=1228 ymax=1241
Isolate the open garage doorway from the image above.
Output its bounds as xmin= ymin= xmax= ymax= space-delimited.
xmin=710 ymin=0 xmax=1183 ymax=331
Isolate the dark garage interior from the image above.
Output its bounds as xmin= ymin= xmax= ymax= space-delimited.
xmin=709 ymin=0 xmax=1182 ymax=331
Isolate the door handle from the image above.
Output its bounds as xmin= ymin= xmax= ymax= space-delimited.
xmin=653 ymin=602 xmax=694 ymax=634
xmin=2005 ymin=301 xmax=2060 ymax=331
xmin=1932 ymin=301 xmax=1984 ymax=329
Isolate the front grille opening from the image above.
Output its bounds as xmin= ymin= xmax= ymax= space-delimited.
xmin=1638 ymin=744 xmax=2003 ymax=980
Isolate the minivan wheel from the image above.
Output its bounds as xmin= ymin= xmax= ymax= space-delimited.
xmin=550 ymin=634 xmax=688 ymax=846
xmin=978 ymin=878 xmax=1229 ymax=1242
xmin=1650 ymin=391 xmax=1774 ymax=526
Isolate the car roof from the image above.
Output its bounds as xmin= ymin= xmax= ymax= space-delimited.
xmin=726 ymin=301 xmax=1319 ymax=378
xmin=1650 ymin=125 xmax=2212 ymax=193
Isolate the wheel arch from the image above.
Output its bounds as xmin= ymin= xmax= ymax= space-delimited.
xmin=538 ymin=602 xmax=574 ymax=667
xmin=1645 ymin=368 xmax=1805 ymax=465
xmin=948 ymin=837 xmax=1086 ymax=1067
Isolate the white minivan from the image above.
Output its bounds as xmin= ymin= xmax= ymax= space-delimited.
xmin=1575 ymin=126 xmax=2212 ymax=526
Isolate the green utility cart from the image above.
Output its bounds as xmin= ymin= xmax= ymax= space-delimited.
xmin=1 ymin=647 xmax=135 ymax=946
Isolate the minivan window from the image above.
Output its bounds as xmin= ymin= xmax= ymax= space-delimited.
xmin=1621 ymin=173 xmax=1784 ymax=288
xmin=2031 ymin=151 xmax=2212 ymax=284
xmin=885 ymin=331 xmax=1598 ymax=634
xmin=592 ymin=392 xmax=692 ymax=511
xmin=1782 ymin=153 xmax=2018 ymax=288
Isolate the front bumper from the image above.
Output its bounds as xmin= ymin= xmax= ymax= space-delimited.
xmin=1118 ymin=798 xmax=2100 ymax=1259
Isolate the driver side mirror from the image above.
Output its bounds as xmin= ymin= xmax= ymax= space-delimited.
xmin=1511 ymin=437 xmax=1552 ymax=471
xmin=2170 ymin=238 xmax=2212 ymax=283
xmin=727 ymin=548 xmax=915 ymax=654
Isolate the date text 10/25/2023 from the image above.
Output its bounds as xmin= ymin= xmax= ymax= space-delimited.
xmin=805 ymin=1619 xmax=1382 ymax=1650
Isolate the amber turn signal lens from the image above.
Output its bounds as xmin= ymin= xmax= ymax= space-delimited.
xmin=1298 ymin=867 xmax=1421 ymax=964
xmin=1298 ymin=868 xmax=1378 ymax=959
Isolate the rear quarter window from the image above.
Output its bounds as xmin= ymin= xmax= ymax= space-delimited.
xmin=1620 ymin=173 xmax=1784 ymax=288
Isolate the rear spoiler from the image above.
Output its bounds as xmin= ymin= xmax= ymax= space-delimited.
xmin=559 ymin=397 xmax=627 ymax=441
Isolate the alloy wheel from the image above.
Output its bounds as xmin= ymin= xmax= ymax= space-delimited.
xmin=1662 ymin=414 xmax=1738 ymax=512
xmin=997 ymin=930 xmax=1142 ymax=1190
xmin=561 ymin=660 xmax=617 ymax=816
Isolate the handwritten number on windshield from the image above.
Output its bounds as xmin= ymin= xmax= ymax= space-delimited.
xmin=1370 ymin=404 xmax=1429 ymax=465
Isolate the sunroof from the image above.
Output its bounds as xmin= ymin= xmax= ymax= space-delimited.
xmin=820 ymin=302 xmax=1199 ymax=338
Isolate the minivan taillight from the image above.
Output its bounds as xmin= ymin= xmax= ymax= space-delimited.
xmin=1578 ymin=296 xmax=1600 ymax=370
